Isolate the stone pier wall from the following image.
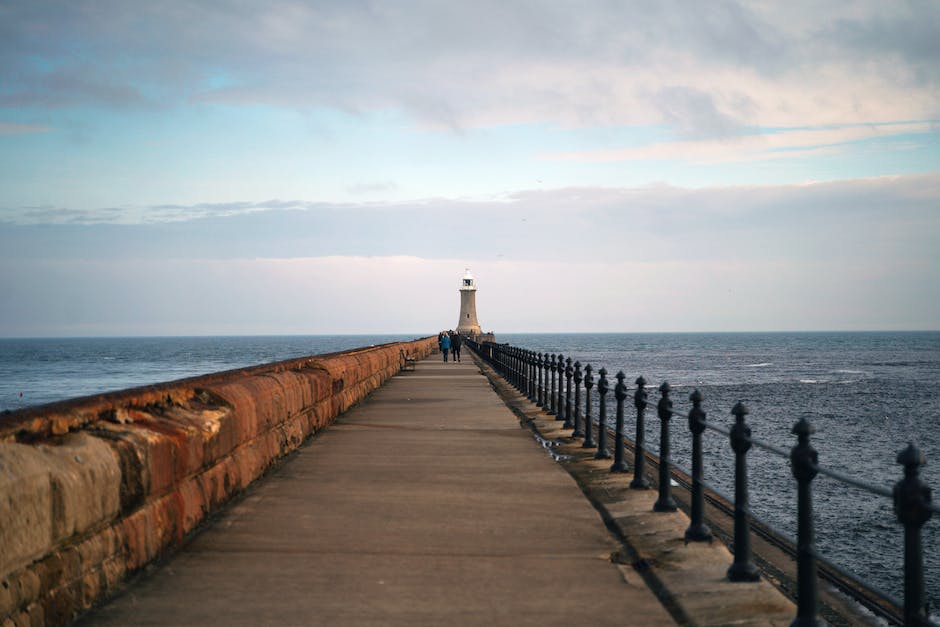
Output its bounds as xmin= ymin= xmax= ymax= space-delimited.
xmin=0 ymin=338 xmax=436 ymax=626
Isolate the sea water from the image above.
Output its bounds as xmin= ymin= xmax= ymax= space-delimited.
xmin=1 ymin=331 xmax=937 ymax=609
xmin=0 ymin=335 xmax=419 ymax=410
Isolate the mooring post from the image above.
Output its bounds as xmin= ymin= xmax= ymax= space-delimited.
xmin=894 ymin=443 xmax=933 ymax=627
xmin=727 ymin=401 xmax=760 ymax=581
xmin=563 ymin=357 xmax=574 ymax=429
xmin=654 ymin=382 xmax=677 ymax=512
xmin=595 ymin=368 xmax=611 ymax=459
xmin=582 ymin=364 xmax=596 ymax=448
xmin=573 ymin=362 xmax=584 ymax=437
xmin=790 ymin=418 xmax=819 ymax=626
xmin=630 ymin=377 xmax=650 ymax=489
xmin=548 ymin=354 xmax=557 ymax=415
xmin=685 ymin=389 xmax=713 ymax=542
xmin=612 ymin=371 xmax=629 ymax=473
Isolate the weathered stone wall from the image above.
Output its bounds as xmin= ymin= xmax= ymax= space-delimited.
xmin=0 ymin=338 xmax=435 ymax=626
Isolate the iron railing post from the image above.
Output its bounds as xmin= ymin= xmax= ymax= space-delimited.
xmin=612 ymin=371 xmax=629 ymax=473
xmin=727 ymin=401 xmax=760 ymax=582
xmin=630 ymin=377 xmax=650 ymax=489
xmin=519 ymin=349 xmax=525 ymax=392
xmin=547 ymin=354 xmax=557 ymax=415
xmin=529 ymin=351 xmax=536 ymax=401
xmin=525 ymin=350 xmax=533 ymax=401
xmin=563 ymin=358 xmax=574 ymax=429
xmin=582 ymin=365 xmax=596 ymax=448
xmin=573 ymin=362 xmax=584 ymax=437
xmin=555 ymin=353 xmax=566 ymax=422
xmin=685 ymin=389 xmax=713 ymax=542
xmin=654 ymin=382 xmax=677 ymax=512
xmin=595 ymin=368 xmax=611 ymax=459
xmin=894 ymin=443 xmax=933 ymax=627
xmin=519 ymin=348 xmax=525 ymax=393
xmin=508 ymin=347 xmax=515 ymax=387
xmin=536 ymin=353 xmax=544 ymax=407
xmin=790 ymin=418 xmax=819 ymax=627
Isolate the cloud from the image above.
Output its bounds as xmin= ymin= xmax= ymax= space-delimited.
xmin=1 ymin=1 xmax=939 ymax=137
xmin=0 ymin=121 xmax=51 ymax=134
xmin=819 ymin=1 xmax=940 ymax=85
xmin=2 ymin=173 xmax=937 ymax=277
xmin=649 ymin=86 xmax=756 ymax=139
xmin=541 ymin=122 xmax=940 ymax=164
xmin=346 ymin=181 xmax=399 ymax=195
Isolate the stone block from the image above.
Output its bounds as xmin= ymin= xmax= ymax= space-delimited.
xmin=0 ymin=445 xmax=53 ymax=577
xmin=34 ymin=434 xmax=121 ymax=543
xmin=0 ymin=568 xmax=40 ymax=619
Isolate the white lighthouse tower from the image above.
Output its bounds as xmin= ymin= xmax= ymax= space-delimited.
xmin=456 ymin=268 xmax=482 ymax=336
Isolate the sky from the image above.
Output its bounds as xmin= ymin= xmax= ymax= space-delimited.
xmin=1 ymin=1 xmax=939 ymax=336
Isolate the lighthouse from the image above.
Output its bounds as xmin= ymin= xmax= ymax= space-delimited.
xmin=456 ymin=269 xmax=482 ymax=336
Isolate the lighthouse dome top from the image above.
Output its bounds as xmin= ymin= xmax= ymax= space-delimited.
xmin=459 ymin=268 xmax=477 ymax=291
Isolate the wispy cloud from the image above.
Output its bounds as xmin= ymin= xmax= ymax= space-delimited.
xmin=3 ymin=174 xmax=937 ymax=273
xmin=541 ymin=121 xmax=939 ymax=164
xmin=0 ymin=121 xmax=51 ymax=134
xmin=346 ymin=181 xmax=399 ymax=195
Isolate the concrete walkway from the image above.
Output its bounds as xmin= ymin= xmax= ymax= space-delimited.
xmin=79 ymin=356 xmax=675 ymax=626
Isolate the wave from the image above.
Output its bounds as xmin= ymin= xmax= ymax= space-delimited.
xmin=745 ymin=362 xmax=773 ymax=368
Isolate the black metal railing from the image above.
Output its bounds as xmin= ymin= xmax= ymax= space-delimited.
xmin=466 ymin=339 xmax=937 ymax=627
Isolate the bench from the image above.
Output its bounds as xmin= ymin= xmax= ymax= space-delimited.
xmin=400 ymin=349 xmax=416 ymax=371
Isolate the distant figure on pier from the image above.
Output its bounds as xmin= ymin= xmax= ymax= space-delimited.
xmin=450 ymin=331 xmax=462 ymax=362
xmin=440 ymin=332 xmax=451 ymax=362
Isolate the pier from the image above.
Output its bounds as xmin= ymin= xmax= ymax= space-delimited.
xmin=77 ymin=355 xmax=681 ymax=625
xmin=73 ymin=351 xmax=800 ymax=626
xmin=0 ymin=340 xmax=932 ymax=625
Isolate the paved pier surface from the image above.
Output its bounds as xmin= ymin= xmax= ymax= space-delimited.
xmin=79 ymin=357 xmax=674 ymax=626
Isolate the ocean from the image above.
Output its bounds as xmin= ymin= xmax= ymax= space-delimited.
xmin=1 ymin=331 xmax=937 ymax=611
xmin=0 ymin=335 xmax=420 ymax=411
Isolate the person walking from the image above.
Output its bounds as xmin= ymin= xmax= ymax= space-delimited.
xmin=440 ymin=332 xmax=451 ymax=363
xmin=450 ymin=332 xmax=462 ymax=362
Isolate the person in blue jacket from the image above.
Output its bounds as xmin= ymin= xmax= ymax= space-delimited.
xmin=440 ymin=332 xmax=451 ymax=362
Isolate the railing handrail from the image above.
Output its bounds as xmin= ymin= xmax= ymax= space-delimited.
xmin=466 ymin=338 xmax=937 ymax=627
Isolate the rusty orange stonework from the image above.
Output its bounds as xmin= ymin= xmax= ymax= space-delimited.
xmin=0 ymin=338 xmax=436 ymax=626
